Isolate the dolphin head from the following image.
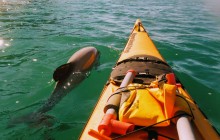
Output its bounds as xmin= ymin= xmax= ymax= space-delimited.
xmin=67 ymin=46 xmax=100 ymax=72
xmin=52 ymin=47 xmax=100 ymax=91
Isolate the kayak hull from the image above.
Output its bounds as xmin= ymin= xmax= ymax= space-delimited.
xmin=79 ymin=19 xmax=219 ymax=140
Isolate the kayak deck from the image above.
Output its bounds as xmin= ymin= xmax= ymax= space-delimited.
xmin=79 ymin=19 xmax=219 ymax=140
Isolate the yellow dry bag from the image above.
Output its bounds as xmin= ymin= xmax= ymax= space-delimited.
xmin=119 ymin=84 xmax=176 ymax=127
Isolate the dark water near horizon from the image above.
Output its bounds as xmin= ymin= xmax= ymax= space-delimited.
xmin=0 ymin=0 xmax=220 ymax=139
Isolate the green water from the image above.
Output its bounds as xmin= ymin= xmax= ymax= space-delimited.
xmin=0 ymin=0 xmax=220 ymax=139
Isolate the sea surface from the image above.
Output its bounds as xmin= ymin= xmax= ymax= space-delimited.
xmin=0 ymin=0 xmax=220 ymax=139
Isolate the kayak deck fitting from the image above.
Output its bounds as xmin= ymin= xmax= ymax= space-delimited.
xmin=79 ymin=19 xmax=219 ymax=140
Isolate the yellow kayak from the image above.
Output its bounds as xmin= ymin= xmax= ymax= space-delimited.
xmin=79 ymin=19 xmax=219 ymax=140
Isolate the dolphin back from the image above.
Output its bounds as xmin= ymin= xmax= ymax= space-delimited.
xmin=53 ymin=63 xmax=74 ymax=82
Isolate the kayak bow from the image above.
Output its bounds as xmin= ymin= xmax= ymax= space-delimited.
xmin=80 ymin=19 xmax=219 ymax=140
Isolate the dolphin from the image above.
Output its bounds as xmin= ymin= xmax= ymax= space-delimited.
xmin=9 ymin=46 xmax=100 ymax=127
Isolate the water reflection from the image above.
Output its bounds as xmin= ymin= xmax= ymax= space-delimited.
xmin=0 ymin=0 xmax=29 ymax=5
xmin=0 ymin=38 xmax=10 ymax=50
xmin=204 ymin=0 xmax=220 ymax=17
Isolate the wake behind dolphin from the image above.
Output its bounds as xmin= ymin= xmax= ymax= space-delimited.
xmin=9 ymin=47 xmax=100 ymax=127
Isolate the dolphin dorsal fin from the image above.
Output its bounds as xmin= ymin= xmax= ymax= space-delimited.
xmin=53 ymin=63 xmax=73 ymax=82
